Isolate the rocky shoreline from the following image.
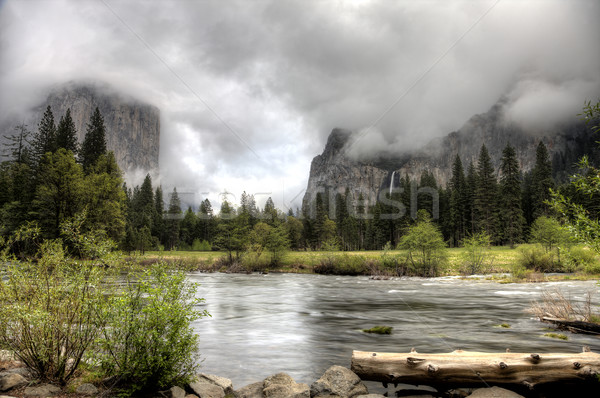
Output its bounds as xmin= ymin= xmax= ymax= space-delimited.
xmin=1 ymin=350 xmax=529 ymax=398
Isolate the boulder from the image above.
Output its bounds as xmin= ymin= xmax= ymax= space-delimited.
xmin=23 ymin=384 xmax=61 ymax=396
xmin=0 ymin=367 xmax=32 ymax=378
xmin=168 ymin=386 xmax=186 ymax=398
xmin=195 ymin=373 xmax=234 ymax=395
xmin=185 ymin=395 xmax=199 ymax=398
xmin=75 ymin=383 xmax=99 ymax=396
xmin=0 ymin=374 xmax=27 ymax=392
xmin=356 ymin=395 xmax=386 ymax=398
xmin=0 ymin=395 xmax=18 ymax=398
xmin=234 ymin=381 xmax=263 ymax=398
xmin=310 ymin=366 xmax=368 ymax=397
xmin=189 ymin=382 xmax=225 ymax=398
xmin=468 ymin=387 xmax=524 ymax=398
xmin=262 ymin=373 xmax=310 ymax=398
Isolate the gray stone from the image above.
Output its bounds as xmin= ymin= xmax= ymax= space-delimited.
xmin=0 ymin=374 xmax=27 ymax=392
xmin=262 ymin=373 xmax=309 ymax=398
xmin=23 ymin=384 xmax=61 ymax=396
xmin=356 ymin=395 xmax=386 ymax=398
xmin=195 ymin=373 xmax=234 ymax=395
xmin=0 ymin=395 xmax=18 ymax=398
xmin=310 ymin=365 xmax=368 ymax=397
xmin=189 ymin=382 xmax=225 ymax=398
xmin=468 ymin=386 xmax=524 ymax=398
xmin=168 ymin=386 xmax=186 ymax=398
xmin=0 ymin=367 xmax=31 ymax=378
xmin=185 ymin=395 xmax=199 ymax=398
xmin=234 ymin=381 xmax=263 ymax=398
xmin=75 ymin=383 xmax=99 ymax=395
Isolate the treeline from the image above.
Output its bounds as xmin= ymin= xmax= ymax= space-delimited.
xmin=2 ymin=106 xmax=597 ymax=256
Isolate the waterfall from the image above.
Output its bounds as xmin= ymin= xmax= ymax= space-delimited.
xmin=389 ymin=171 xmax=396 ymax=196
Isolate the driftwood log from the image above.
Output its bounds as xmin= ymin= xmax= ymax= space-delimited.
xmin=542 ymin=317 xmax=600 ymax=334
xmin=351 ymin=350 xmax=600 ymax=389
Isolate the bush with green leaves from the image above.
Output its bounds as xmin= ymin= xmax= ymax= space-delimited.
xmin=398 ymin=210 xmax=448 ymax=277
xmin=97 ymin=263 xmax=209 ymax=395
xmin=460 ymin=232 xmax=493 ymax=275
xmin=517 ymin=244 xmax=560 ymax=272
xmin=0 ymin=238 xmax=108 ymax=384
xmin=314 ymin=253 xmax=369 ymax=275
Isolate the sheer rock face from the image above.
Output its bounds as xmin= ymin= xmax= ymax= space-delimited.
xmin=303 ymin=101 xmax=597 ymax=209
xmin=40 ymin=82 xmax=160 ymax=174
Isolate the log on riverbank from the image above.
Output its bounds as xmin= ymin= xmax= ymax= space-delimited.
xmin=541 ymin=317 xmax=600 ymax=334
xmin=351 ymin=350 xmax=600 ymax=389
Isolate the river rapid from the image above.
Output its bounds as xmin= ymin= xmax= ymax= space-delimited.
xmin=189 ymin=273 xmax=599 ymax=390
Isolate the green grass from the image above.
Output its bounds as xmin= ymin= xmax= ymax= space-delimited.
xmin=495 ymin=323 xmax=511 ymax=328
xmin=136 ymin=244 xmax=600 ymax=280
xmin=362 ymin=326 xmax=393 ymax=334
xmin=543 ymin=332 xmax=568 ymax=340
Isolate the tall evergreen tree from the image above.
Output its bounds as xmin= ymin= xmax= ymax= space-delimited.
xmin=465 ymin=161 xmax=477 ymax=235
xmin=80 ymin=107 xmax=107 ymax=172
xmin=474 ymin=145 xmax=499 ymax=239
xmin=153 ymin=186 xmax=165 ymax=242
xmin=55 ymin=108 xmax=78 ymax=155
xmin=165 ymin=188 xmax=182 ymax=249
xmin=449 ymin=154 xmax=467 ymax=246
xmin=31 ymin=106 xmax=57 ymax=164
xmin=499 ymin=144 xmax=524 ymax=247
xmin=3 ymin=123 xmax=31 ymax=164
xmin=531 ymin=141 xmax=554 ymax=219
xmin=197 ymin=198 xmax=216 ymax=242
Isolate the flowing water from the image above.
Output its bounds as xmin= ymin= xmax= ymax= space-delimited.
xmin=189 ymin=273 xmax=599 ymax=390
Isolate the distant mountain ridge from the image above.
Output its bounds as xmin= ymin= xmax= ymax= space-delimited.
xmin=1 ymin=81 xmax=160 ymax=174
xmin=303 ymin=99 xmax=598 ymax=208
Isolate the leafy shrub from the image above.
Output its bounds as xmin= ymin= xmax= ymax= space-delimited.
xmin=398 ymin=210 xmax=448 ymax=277
xmin=362 ymin=326 xmax=393 ymax=334
xmin=97 ymin=263 xmax=210 ymax=395
xmin=517 ymin=244 xmax=561 ymax=272
xmin=564 ymin=245 xmax=599 ymax=273
xmin=0 ymin=240 xmax=107 ymax=384
xmin=460 ymin=232 xmax=493 ymax=275
xmin=314 ymin=254 xmax=369 ymax=275
xmin=192 ymin=238 xmax=212 ymax=251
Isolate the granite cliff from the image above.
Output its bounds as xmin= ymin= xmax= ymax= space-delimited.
xmin=2 ymin=81 xmax=160 ymax=174
xmin=303 ymin=100 xmax=597 ymax=208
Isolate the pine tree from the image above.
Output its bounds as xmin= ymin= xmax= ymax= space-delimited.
xmin=475 ymin=145 xmax=499 ymax=239
xmin=531 ymin=141 xmax=554 ymax=219
xmin=197 ymin=198 xmax=216 ymax=242
xmin=465 ymin=161 xmax=477 ymax=235
xmin=3 ymin=123 xmax=31 ymax=164
xmin=165 ymin=188 xmax=182 ymax=249
xmin=499 ymin=144 xmax=524 ymax=247
xmin=449 ymin=154 xmax=467 ymax=246
xmin=153 ymin=186 xmax=164 ymax=242
xmin=80 ymin=107 xmax=107 ymax=172
xmin=31 ymin=106 xmax=57 ymax=164
xmin=55 ymin=108 xmax=78 ymax=155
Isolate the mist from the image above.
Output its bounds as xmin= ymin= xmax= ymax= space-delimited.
xmin=1 ymin=0 xmax=598 ymax=210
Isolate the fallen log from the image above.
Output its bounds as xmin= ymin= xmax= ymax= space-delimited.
xmin=351 ymin=350 xmax=600 ymax=389
xmin=542 ymin=317 xmax=600 ymax=334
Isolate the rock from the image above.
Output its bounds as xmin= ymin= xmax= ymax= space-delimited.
xmin=310 ymin=365 xmax=368 ymax=397
xmin=234 ymin=381 xmax=263 ymax=398
xmin=468 ymin=386 xmax=524 ymax=398
xmin=185 ymin=395 xmax=199 ymax=398
xmin=356 ymin=395 xmax=386 ymax=398
xmin=0 ymin=367 xmax=32 ymax=378
xmin=167 ymin=386 xmax=186 ymax=398
xmin=0 ymin=395 xmax=18 ymax=398
xmin=189 ymin=382 xmax=225 ymax=398
xmin=195 ymin=373 xmax=234 ymax=395
xmin=262 ymin=373 xmax=310 ymax=398
xmin=23 ymin=384 xmax=61 ymax=396
xmin=0 ymin=374 xmax=27 ymax=392
xmin=75 ymin=383 xmax=99 ymax=395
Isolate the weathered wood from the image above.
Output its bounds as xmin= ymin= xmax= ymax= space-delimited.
xmin=351 ymin=350 xmax=600 ymax=388
xmin=542 ymin=317 xmax=600 ymax=334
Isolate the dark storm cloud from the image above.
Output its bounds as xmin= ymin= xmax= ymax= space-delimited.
xmin=1 ymin=0 xmax=599 ymax=208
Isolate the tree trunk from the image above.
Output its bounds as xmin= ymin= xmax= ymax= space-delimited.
xmin=351 ymin=350 xmax=600 ymax=389
xmin=542 ymin=317 xmax=600 ymax=334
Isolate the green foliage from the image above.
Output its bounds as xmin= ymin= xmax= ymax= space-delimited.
xmin=79 ymin=107 xmax=107 ymax=172
xmin=314 ymin=253 xmax=369 ymax=275
xmin=499 ymin=144 xmax=524 ymax=247
xmin=0 ymin=239 xmax=107 ymax=384
xmin=55 ymin=108 xmax=78 ymax=154
xmin=475 ymin=144 xmax=499 ymax=240
xmin=399 ymin=210 xmax=447 ymax=277
xmin=517 ymin=244 xmax=559 ymax=272
xmin=579 ymin=99 xmax=600 ymax=135
xmin=97 ymin=263 xmax=209 ymax=395
xmin=460 ymin=232 xmax=493 ymax=275
xmin=192 ymin=238 xmax=212 ymax=251
xmin=530 ymin=216 xmax=573 ymax=260
xmin=543 ymin=332 xmax=568 ymax=340
xmin=564 ymin=245 xmax=600 ymax=274
xmin=362 ymin=326 xmax=393 ymax=334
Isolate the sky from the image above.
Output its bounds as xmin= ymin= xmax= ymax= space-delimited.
xmin=1 ymin=0 xmax=599 ymax=211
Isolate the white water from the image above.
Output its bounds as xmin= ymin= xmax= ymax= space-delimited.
xmin=389 ymin=170 xmax=396 ymax=196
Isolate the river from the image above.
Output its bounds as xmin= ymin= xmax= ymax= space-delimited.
xmin=189 ymin=273 xmax=599 ymax=391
